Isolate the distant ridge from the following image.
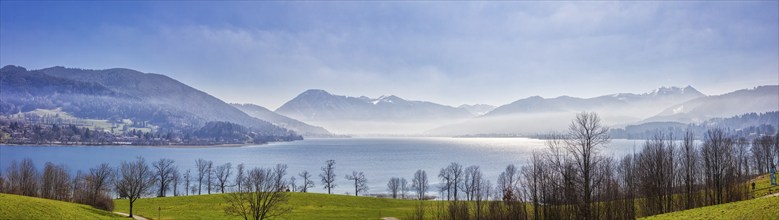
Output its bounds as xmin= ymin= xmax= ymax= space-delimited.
xmin=485 ymin=86 xmax=704 ymax=116
xmin=644 ymin=85 xmax=779 ymax=123
xmin=458 ymin=104 xmax=496 ymax=116
xmin=427 ymin=86 xmax=710 ymax=136
xmin=275 ymin=89 xmax=474 ymax=134
xmin=232 ymin=103 xmax=332 ymax=137
xmin=0 ymin=65 xmax=297 ymax=138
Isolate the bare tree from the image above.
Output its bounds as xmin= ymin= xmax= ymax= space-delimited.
xmin=183 ymin=169 xmax=191 ymax=196
xmin=438 ymin=167 xmax=452 ymax=200
xmin=115 ymin=157 xmax=155 ymax=218
xmin=71 ymin=171 xmax=88 ymax=204
xmin=734 ymin=137 xmax=751 ymax=181
xmin=289 ymin=176 xmax=297 ymax=192
xmin=40 ymin=162 xmax=56 ymax=199
xmin=5 ymin=159 xmax=39 ymax=197
xmin=544 ymin=132 xmax=576 ymax=219
xmin=636 ymin=133 xmax=675 ymax=215
xmin=152 ymin=158 xmax=176 ymax=197
xmin=196 ymin=158 xmax=208 ymax=195
xmin=345 ymin=171 xmax=368 ymax=196
xmin=701 ymin=129 xmax=734 ymax=205
xmin=617 ymin=153 xmax=636 ymax=219
xmin=564 ymin=112 xmax=610 ymax=219
xmin=41 ymin=162 xmax=70 ymax=201
xmin=224 ymin=164 xmax=291 ymax=220
xmin=235 ymin=163 xmax=245 ymax=191
xmin=463 ymin=165 xmax=481 ymax=201
xmin=190 ymin=183 xmax=197 ymax=195
xmin=474 ymin=178 xmax=492 ymax=219
xmin=388 ymin=177 xmax=401 ymax=199
xmin=298 ymin=170 xmax=314 ymax=193
xmin=400 ymin=178 xmax=409 ymax=199
xmin=412 ymin=169 xmax=429 ymax=200
xmin=172 ymin=168 xmax=181 ymax=196
xmin=215 ymin=162 xmax=233 ymax=193
xmin=0 ymin=173 xmax=4 ymax=193
xmin=521 ymin=152 xmax=544 ymax=219
xmin=733 ymin=137 xmax=751 ymax=187
xmin=206 ymin=161 xmax=214 ymax=194
xmin=88 ymin=163 xmax=113 ymax=203
xmin=438 ymin=162 xmax=463 ymax=201
xmin=56 ymin=166 xmax=71 ymax=201
xmin=755 ymin=135 xmax=775 ymax=174
xmin=320 ymin=159 xmax=336 ymax=194
xmin=680 ymin=129 xmax=698 ymax=209
xmin=497 ymin=164 xmax=519 ymax=202
xmin=752 ymin=138 xmax=766 ymax=174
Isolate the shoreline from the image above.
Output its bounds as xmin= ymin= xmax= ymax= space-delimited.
xmin=0 ymin=143 xmax=258 ymax=148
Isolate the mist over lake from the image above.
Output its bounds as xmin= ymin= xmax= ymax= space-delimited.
xmin=0 ymin=137 xmax=642 ymax=195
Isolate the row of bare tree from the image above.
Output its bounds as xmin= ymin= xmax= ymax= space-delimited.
xmin=1 ymin=159 xmax=115 ymax=211
xmin=409 ymin=112 xmax=778 ymax=220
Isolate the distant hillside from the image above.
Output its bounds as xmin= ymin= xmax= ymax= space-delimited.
xmin=645 ymin=85 xmax=779 ymax=123
xmin=487 ymin=86 xmax=703 ymax=117
xmin=0 ymin=65 xmax=297 ymax=138
xmin=275 ymin=89 xmax=474 ymax=134
xmin=427 ymin=86 xmax=706 ymax=136
xmin=611 ymin=111 xmax=779 ymax=140
xmin=232 ymin=103 xmax=332 ymax=137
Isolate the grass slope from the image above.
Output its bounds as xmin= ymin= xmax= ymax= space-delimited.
xmin=0 ymin=193 xmax=123 ymax=220
xmin=114 ymin=192 xmax=426 ymax=220
xmin=750 ymin=174 xmax=779 ymax=198
xmin=114 ymin=174 xmax=779 ymax=219
xmin=641 ymin=196 xmax=779 ymax=220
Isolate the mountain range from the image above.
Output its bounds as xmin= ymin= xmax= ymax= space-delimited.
xmin=426 ymin=85 xmax=777 ymax=136
xmin=275 ymin=89 xmax=474 ymax=134
xmin=644 ymin=86 xmax=779 ymax=123
xmin=486 ymin=86 xmax=704 ymax=117
xmin=2 ymin=65 xmax=776 ymax=137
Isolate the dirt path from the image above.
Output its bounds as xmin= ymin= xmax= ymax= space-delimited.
xmin=113 ymin=212 xmax=149 ymax=220
xmin=762 ymin=192 xmax=779 ymax=198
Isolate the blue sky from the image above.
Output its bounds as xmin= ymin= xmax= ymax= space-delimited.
xmin=2 ymin=1 xmax=778 ymax=109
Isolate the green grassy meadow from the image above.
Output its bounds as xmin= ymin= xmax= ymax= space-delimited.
xmin=113 ymin=192 xmax=431 ymax=220
xmin=113 ymin=174 xmax=778 ymax=220
xmin=641 ymin=195 xmax=779 ymax=220
xmin=750 ymin=174 xmax=779 ymax=198
xmin=0 ymin=193 xmax=123 ymax=220
xmin=4 ymin=173 xmax=773 ymax=219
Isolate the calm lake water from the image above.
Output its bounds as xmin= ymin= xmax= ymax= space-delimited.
xmin=0 ymin=137 xmax=642 ymax=195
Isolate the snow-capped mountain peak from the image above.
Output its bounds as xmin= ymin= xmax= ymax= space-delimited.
xmin=371 ymin=95 xmax=401 ymax=105
xmin=644 ymin=85 xmax=702 ymax=96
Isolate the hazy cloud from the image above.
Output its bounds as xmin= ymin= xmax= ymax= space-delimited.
xmin=2 ymin=1 xmax=777 ymax=109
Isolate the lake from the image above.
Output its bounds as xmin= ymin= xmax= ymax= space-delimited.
xmin=0 ymin=137 xmax=642 ymax=195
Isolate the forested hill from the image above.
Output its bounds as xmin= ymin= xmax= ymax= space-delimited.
xmin=0 ymin=65 xmax=299 ymax=142
xmin=611 ymin=111 xmax=779 ymax=140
